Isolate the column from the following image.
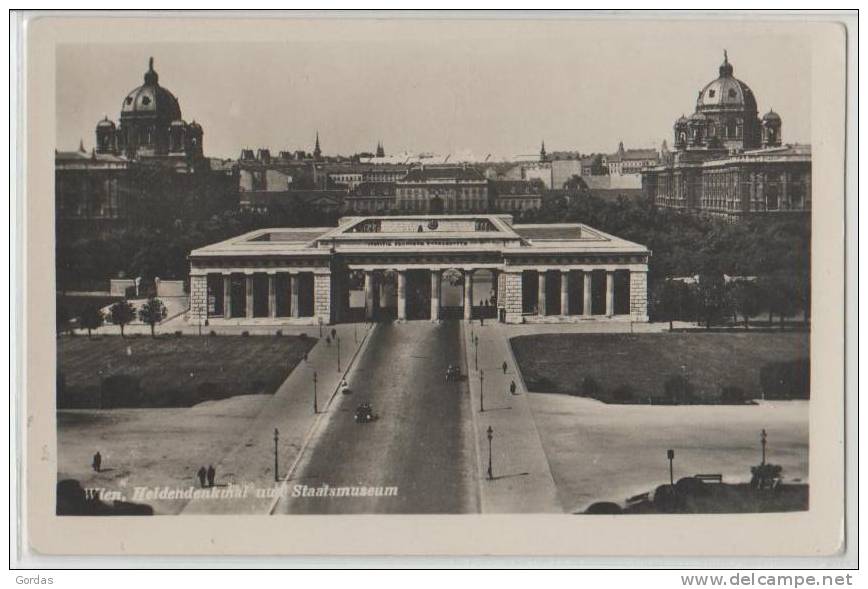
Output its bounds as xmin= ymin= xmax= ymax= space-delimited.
xmin=267 ymin=273 xmax=276 ymax=318
xmin=463 ymin=270 xmax=474 ymax=320
xmin=430 ymin=270 xmax=440 ymax=321
xmin=397 ymin=271 xmax=407 ymax=321
xmin=245 ymin=274 xmax=254 ymax=319
xmin=313 ymin=272 xmax=332 ymax=323
xmin=290 ymin=273 xmax=300 ymax=318
xmin=629 ymin=269 xmax=649 ymax=321
xmin=223 ymin=273 xmax=232 ymax=319
xmin=605 ymin=271 xmax=614 ymax=317
xmin=189 ymin=274 xmax=207 ymax=319
xmin=560 ymin=270 xmax=570 ymax=316
xmin=364 ymin=271 xmax=374 ymax=321
xmin=583 ymin=271 xmax=592 ymax=316
xmin=537 ymin=270 xmax=547 ymax=316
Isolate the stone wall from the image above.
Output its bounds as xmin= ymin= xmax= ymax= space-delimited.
xmin=629 ymin=270 xmax=648 ymax=321
xmin=314 ymin=272 xmax=332 ymax=323
xmin=189 ymin=274 xmax=207 ymax=318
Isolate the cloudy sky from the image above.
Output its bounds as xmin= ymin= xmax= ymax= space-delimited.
xmin=56 ymin=18 xmax=812 ymax=159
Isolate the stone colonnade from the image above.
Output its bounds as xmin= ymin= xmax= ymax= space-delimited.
xmin=189 ymin=265 xmax=648 ymax=325
xmin=499 ymin=267 xmax=648 ymax=323
xmin=189 ymin=269 xmax=332 ymax=324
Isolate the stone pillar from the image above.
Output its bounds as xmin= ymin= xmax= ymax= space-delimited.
xmin=537 ymin=271 xmax=547 ymax=316
xmin=190 ymin=274 xmax=207 ymax=319
xmin=463 ymin=270 xmax=474 ymax=320
xmin=245 ymin=274 xmax=254 ymax=319
xmin=629 ymin=269 xmax=649 ymax=322
xmin=560 ymin=270 xmax=569 ymax=316
xmin=364 ymin=271 xmax=375 ymax=321
xmin=314 ymin=272 xmax=332 ymax=324
xmin=267 ymin=273 xmax=276 ymax=318
xmin=290 ymin=273 xmax=300 ymax=318
xmin=583 ymin=271 xmax=592 ymax=316
xmin=502 ymin=271 xmax=523 ymax=323
xmin=605 ymin=271 xmax=615 ymax=317
xmin=397 ymin=271 xmax=407 ymax=321
xmin=223 ymin=273 xmax=232 ymax=319
xmin=430 ymin=270 xmax=440 ymax=321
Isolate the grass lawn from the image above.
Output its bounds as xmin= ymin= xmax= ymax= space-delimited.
xmin=510 ymin=331 xmax=809 ymax=402
xmin=58 ymin=334 xmax=316 ymax=408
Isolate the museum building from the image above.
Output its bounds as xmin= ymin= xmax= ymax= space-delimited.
xmin=188 ymin=214 xmax=650 ymax=325
xmin=641 ymin=52 xmax=811 ymax=220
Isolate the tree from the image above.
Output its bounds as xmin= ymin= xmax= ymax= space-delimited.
xmin=109 ymin=301 xmax=136 ymax=337
xmin=729 ymin=280 xmax=763 ymax=329
xmin=693 ymin=274 xmax=728 ymax=329
xmin=138 ymin=297 xmax=168 ymax=338
xmin=652 ymin=279 xmax=688 ymax=331
xmin=78 ymin=305 xmax=104 ymax=338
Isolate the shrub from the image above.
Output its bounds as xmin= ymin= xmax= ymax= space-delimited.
xmin=581 ymin=375 xmax=601 ymax=397
xmin=241 ymin=330 xmax=250 ymax=337
xmin=99 ymin=374 xmax=142 ymax=408
xmin=664 ymin=374 xmax=695 ymax=404
xmin=674 ymin=476 xmax=709 ymax=499
xmin=275 ymin=329 xmax=283 ymax=337
xmin=750 ymin=463 xmax=783 ymax=489
xmin=759 ymin=359 xmax=810 ymax=400
xmin=209 ymin=330 xmax=217 ymax=337
xmin=174 ymin=330 xmax=183 ymax=338
xmin=584 ymin=502 xmax=622 ymax=514
xmin=720 ymin=385 xmax=747 ymax=405
xmin=299 ymin=333 xmax=307 ymax=340
xmin=652 ymin=484 xmax=679 ymax=513
xmin=610 ymin=384 xmax=634 ymax=404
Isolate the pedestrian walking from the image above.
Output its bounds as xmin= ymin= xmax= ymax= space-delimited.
xmin=196 ymin=466 xmax=207 ymax=488
xmin=502 ymin=361 xmax=508 ymax=374
xmin=510 ymin=380 xmax=518 ymax=395
xmin=92 ymin=451 xmax=102 ymax=473
xmin=206 ymin=464 xmax=216 ymax=487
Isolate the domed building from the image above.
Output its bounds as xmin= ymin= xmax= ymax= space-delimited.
xmin=95 ymin=58 xmax=204 ymax=161
xmin=674 ymin=52 xmax=766 ymax=152
xmin=643 ymin=52 xmax=810 ymax=220
xmin=56 ymin=58 xmax=238 ymax=251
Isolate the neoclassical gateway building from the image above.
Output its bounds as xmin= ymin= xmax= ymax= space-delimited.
xmin=188 ymin=215 xmax=649 ymax=326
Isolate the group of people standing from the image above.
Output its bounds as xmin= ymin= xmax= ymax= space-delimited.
xmin=197 ymin=465 xmax=217 ymax=488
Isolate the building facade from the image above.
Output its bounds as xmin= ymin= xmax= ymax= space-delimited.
xmin=395 ymin=166 xmax=490 ymax=213
xmin=642 ymin=53 xmax=811 ymax=220
xmin=188 ymin=214 xmax=650 ymax=326
xmin=603 ymin=142 xmax=659 ymax=176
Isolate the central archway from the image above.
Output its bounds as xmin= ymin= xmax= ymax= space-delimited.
xmin=439 ymin=268 xmax=465 ymax=320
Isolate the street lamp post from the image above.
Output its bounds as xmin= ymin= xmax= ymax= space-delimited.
xmin=273 ymin=428 xmax=279 ymax=482
xmin=479 ymin=369 xmax=485 ymax=413
xmin=487 ymin=426 xmax=494 ymax=480
xmin=319 ymin=317 xmax=323 ymax=337
xmin=337 ymin=336 xmax=341 ymax=372
xmin=313 ymin=371 xmax=318 ymax=414
xmin=667 ymin=449 xmax=675 ymax=486
xmin=474 ymin=336 xmax=479 ymax=371
xmin=761 ymin=429 xmax=767 ymax=465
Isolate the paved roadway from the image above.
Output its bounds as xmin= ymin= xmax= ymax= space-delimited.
xmin=275 ymin=321 xmax=479 ymax=514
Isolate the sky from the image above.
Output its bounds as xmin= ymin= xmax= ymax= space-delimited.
xmin=56 ymin=19 xmax=812 ymax=160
